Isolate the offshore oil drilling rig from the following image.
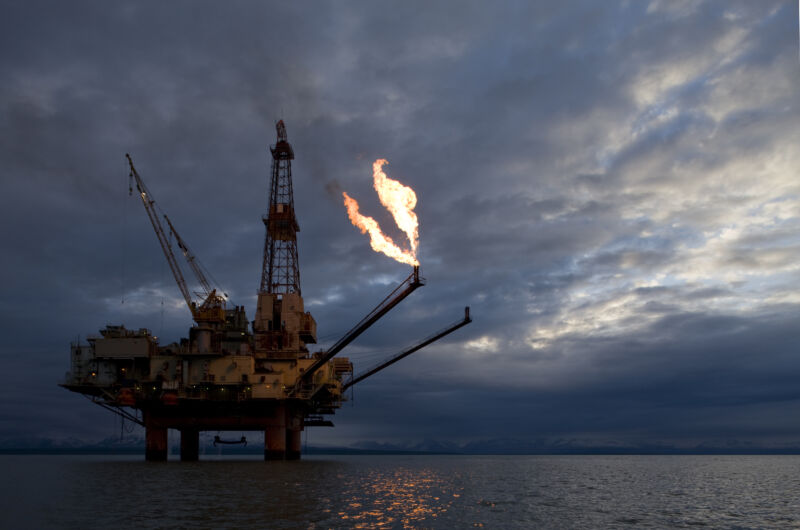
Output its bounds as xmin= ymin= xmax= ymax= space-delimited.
xmin=61 ymin=121 xmax=471 ymax=461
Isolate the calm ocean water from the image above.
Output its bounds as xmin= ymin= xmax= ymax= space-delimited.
xmin=1 ymin=454 xmax=798 ymax=528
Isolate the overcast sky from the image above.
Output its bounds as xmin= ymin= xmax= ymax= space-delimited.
xmin=1 ymin=0 xmax=798 ymax=448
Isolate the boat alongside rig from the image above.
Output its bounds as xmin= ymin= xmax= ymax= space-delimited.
xmin=61 ymin=121 xmax=471 ymax=461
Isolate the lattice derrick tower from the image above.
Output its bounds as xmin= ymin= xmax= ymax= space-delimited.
xmin=260 ymin=120 xmax=301 ymax=295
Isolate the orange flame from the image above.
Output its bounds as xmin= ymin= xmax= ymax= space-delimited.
xmin=342 ymin=159 xmax=419 ymax=266
xmin=372 ymin=159 xmax=419 ymax=255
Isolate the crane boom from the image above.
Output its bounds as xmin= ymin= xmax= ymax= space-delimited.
xmin=163 ymin=214 xmax=213 ymax=296
xmin=295 ymin=266 xmax=424 ymax=387
xmin=343 ymin=307 xmax=472 ymax=390
xmin=126 ymin=153 xmax=195 ymax=314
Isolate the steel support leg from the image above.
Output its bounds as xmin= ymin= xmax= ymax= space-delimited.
xmin=145 ymin=424 xmax=168 ymax=462
xmin=286 ymin=429 xmax=302 ymax=460
xmin=180 ymin=429 xmax=199 ymax=461
xmin=265 ymin=426 xmax=286 ymax=460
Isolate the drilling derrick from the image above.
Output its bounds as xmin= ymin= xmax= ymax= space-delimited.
xmin=261 ymin=120 xmax=300 ymax=295
xmin=254 ymin=121 xmax=317 ymax=359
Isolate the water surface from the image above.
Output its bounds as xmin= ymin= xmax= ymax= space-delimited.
xmin=2 ymin=454 xmax=798 ymax=528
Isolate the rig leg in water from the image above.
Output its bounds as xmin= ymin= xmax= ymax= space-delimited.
xmin=265 ymin=425 xmax=287 ymax=460
xmin=286 ymin=429 xmax=302 ymax=460
xmin=145 ymin=423 xmax=168 ymax=462
xmin=180 ymin=428 xmax=199 ymax=461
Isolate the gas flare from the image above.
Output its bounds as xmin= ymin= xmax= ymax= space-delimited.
xmin=372 ymin=159 xmax=419 ymax=255
xmin=342 ymin=159 xmax=419 ymax=266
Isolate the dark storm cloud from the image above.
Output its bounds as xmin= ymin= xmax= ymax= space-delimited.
xmin=0 ymin=0 xmax=798 ymax=447
xmin=338 ymin=306 xmax=800 ymax=445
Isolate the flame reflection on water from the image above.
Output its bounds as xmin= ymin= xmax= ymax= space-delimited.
xmin=323 ymin=467 xmax=462 ymax=528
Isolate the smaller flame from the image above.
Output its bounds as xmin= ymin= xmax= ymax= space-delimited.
xmin=342 ymin=192 xmax=419 ymax=266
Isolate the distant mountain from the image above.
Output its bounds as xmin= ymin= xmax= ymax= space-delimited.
xmin=350 ymin=438 xmax=461 ymax=454
xmin=0 ymin=435 xmax=145 ymax=453
xmin=3 ymin=436 xmax=800 ymax=455
xmin=350 ymin=438 xmax=800 ymax=455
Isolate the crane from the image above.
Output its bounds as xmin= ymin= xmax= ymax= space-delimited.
xmin=342 ymin=307 xmax=472 ymax=391
xmin=296 ymin=266 xmax=424 ymax=388
xmin=163 ymin=215 xmax=228 ymax=323
xmin=163 ymin=215 xmax=214 ymax=297
xmin=126 ymin=153 xmax=225 ymax=324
